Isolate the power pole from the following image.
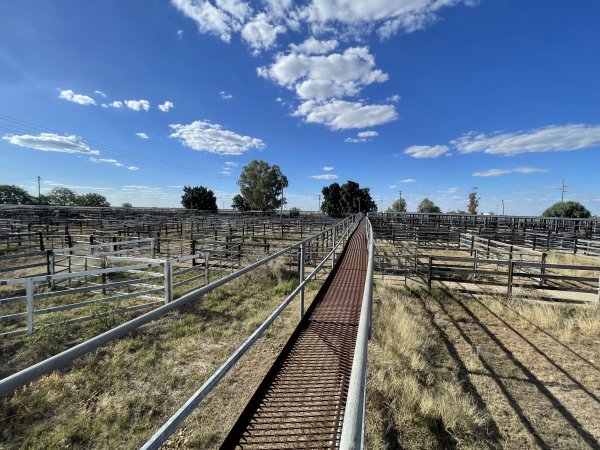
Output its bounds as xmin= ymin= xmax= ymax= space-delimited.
xmin=318 ymin=194 xmax=321 ymax=213
xmin=280 ymin=187 xmax=284 ymax=220
xmin=560 ymin=180 xmax=567 ymax=202
xmin=37 ymin=176 xmax=41 ymax=202
xmin=501 ymin=199 xmax=505 ymax=215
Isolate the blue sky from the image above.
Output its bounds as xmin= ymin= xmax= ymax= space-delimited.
xmin=1 ymin=0 xmax=599 ymax=214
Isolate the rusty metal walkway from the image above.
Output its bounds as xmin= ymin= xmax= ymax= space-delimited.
xmin=221 ymin=220 xmax=368 ymax=449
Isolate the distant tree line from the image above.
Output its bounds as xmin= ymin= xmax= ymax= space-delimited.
xmin=0 ymin=185 xmax=111 ymax=207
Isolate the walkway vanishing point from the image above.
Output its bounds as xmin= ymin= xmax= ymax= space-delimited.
xmin=221 ymin=219 xmax=369 ymax=449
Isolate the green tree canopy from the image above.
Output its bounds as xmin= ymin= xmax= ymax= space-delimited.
xmin=0 ymin=185 xmax=35 ymax=205
xmin=542 ymin=201 xmax=591 ymax=218
xmin=181 ymin=186 xmax=218 ymax=211
xmin=122 ymin=202 xmax=133 ymax=208
xmin=76 ymin=193 xmax=110 ymax=207
xmin=468 ymin=190 xmax=479 ymax=214
xmin=321 ymin=180 xmax=377 ymax=216
xmin=231 ymin=194 xmax=251 ymax=212
xmin=46 ymin=187 xmax=79 ymax=206
xmin=289 ymin=207 xmax=301 ymax=217
xmin=237 ymin=160 xmax=288 ymax=212
xmin=417 ymin=198 xmax=441 ymax=213
xmin=387 ymin=197 xmax=407 ymax=213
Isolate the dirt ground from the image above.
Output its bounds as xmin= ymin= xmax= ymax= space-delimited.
xmin=408 ymin=287 xmax=600 ymax=449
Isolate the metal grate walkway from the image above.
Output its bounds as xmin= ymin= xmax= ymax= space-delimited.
xmin=220 ymin=220 xmax=368 ymax=449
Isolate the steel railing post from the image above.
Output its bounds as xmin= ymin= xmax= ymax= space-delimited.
xmin=204 ymin=253 xmax=209 ymax=285
xmin=300 ymin=242 xmax=305 ymax=318
xmin=164 ymin=261 xmax=173 ymax=304
xmin=26 ymin=278 xmax=34 ymax=335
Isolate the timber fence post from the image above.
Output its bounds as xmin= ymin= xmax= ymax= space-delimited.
xmin=26 ymin=278 xmax=34 ymax=335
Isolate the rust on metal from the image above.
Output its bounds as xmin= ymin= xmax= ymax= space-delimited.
xmin=221 ymin=220 xmax=368 ymax=449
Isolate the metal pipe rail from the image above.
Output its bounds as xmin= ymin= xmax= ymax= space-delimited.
xmin=339 ymin=217 xmax=374 ymax=450
xmin=0 ymin=215 xmax=358 ymax=395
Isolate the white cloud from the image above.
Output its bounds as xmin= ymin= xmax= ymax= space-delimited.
xmin=310 ymin=173 xmax=339 ymax=180
xmin=295 ymin=99 xmax=397 ymax=130
xmin=358 ymin=130 xmax=378 ymax=138
xmin=241 ymin=13 xmax=285 ymax=52
xmin=389 ymin=184 xmax=397 ymax=188
xmin=259 ymin=47 xmax=388 ymax=101
xmin=177 ymin=29 xmax=184 ymax=39
xmin=128 ymin=166 xmax=139 ymax=171
xmin=169 ymin=120 xmax=266 ymax=155
xmin=107 ymin=101 xmax=123 ymax=108
xmin=136 ymin=132 xmax=149 ymax=139
xmin=220 ymin=91 xmax=233 ymax=100
xmin=90 ymin=157 xmax=124 ymax=168
xmin=404 ymin=145 xmax=450 ymax=158
xmin=170 ymin=0 xmax=252 ymax=42
xmin=289 ymin=37 xmax=339 ymax=55
xmin=158 ymin=101 xmax=174 ymax=112
xmin=453 ymin=124 xmax=600 ymax=156
xmin=386 ymin=94 xmax=401 ymax=102
xmin=399 ymin=178 xmax=416 ymax=183
xmin=438 ymin=186 xmax=459 ymax=193
xmin=473 ymin=167 xmax=548 ymax=177
xmin=58 ymin=89 xmax=96 ymax=106
xmin=3 ymin=133 xmax=99 ymax=155
xmin=94 ymin=90 xmax=107 ymax=98
xmin=125 ymin=99 xmax=151 ymax=111
xmin=225 ymin=161 xmax=238 ymax=166
xmin=322 ymin=166 xmax=334 ymax=171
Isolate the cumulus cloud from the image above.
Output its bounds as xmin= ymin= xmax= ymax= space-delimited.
xmin=177 ymin=29 xmax=184 ymax=39
xmin=106 ymin=101 xmax=123 ymax=108
xmin=58 ymin=89 xmax=96 ymax=106
xmin=473 ymin=167 xmax=548 ymax=177
xmin=158 ymin=101 xmax=174 ymax=112
xmin=125 ymin=99 xmax=151 ymax=111
xmin=322 ymin=166 xmax=334 ymax=171
xmin=404 ymin=145 xmax=450 ymax=158
xmin=259 ymin=47 xmax=388 ymax=101
xmin=128 ymin=166 xmax=139 ymax=171
xmin=289 ymin=37 xmax=339 ymax=55
xmin=386 ymin=94 xmax=401 ymax=102
xmin=453 ymin=124 xmax=600 ymax=156
xmin=169 ymin=120 xmax=266 ymax=155
xmin=170 ymin=0 xmax=252 ymax=42
xmin=220 ymin=91 xmax=233 ymax=100
xmin=225 ymin=161 xmax=238 ymax=166
xmin=90 ymin=157 xmax=124 ymax=168
xmin=310 ymin=173 xmax=339 ymax=180
xmin=241 ymin=12 xmax=285 ymax=52
xmin=136 ymin=132 xmax=149 ymax=139
xmin=3 ymin=133 xmax=99 ymax=155
xmin=94 ymin=90 xmax=107 ymax=98
xmin=295 ymin=99 xmax=397 ymax=130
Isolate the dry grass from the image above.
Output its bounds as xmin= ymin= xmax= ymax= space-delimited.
xmin=0 ymin=258 xmax=323 ymax=449
xmin=366 ymin=284 xmax=495 ymax=450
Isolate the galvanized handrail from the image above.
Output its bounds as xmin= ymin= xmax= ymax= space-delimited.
xmin=0 ymin=216 xmax=358 ymax=395
xmin=339 ymin=217 xmax=374 ymax=450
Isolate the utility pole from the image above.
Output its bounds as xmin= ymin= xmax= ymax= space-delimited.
xmin=501 ymin=199 xmax=505 ymax=215
xmin=280 ymin=187 xmax=284 ymax=220
xmin=318 ymin=194 xmax=321 ymax=213
xmin=37 ymin=176 xmax=41 ymax=202
xmin=560 ymin=180 xmax=567 ymax=202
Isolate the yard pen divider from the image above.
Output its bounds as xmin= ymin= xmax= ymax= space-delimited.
xmin=0 ymin=215 xmax=357 ymax=395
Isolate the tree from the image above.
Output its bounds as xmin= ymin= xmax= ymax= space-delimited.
xmin=289 ymin=207 xmax=301 ymax=217
xmin=468 ymin=189 xmax=479 ymax=214
xmin=76 ymin=193 xmax=110 ymax=207
xmin=417 ymin=198 xmax=441 ymax=213
xmin=122 ymin=202 xmax=133 ymax=208
xmin=232 ymin=194 xmax=251 ymax=212
xmin=46 ymin=187 xmax=79 ymax=206
xmin=181 ymin=186 xmax=218 ymax=211
xmin=321 ymin=180 xmax=377 ymax=216
xmin=542 ymin=201 xmax=591 ymax=218
xmin=237 ymin=160 xmax=288 ymax=212
xmin=387 ymin=197 xmax=407 ymax=213
xmin=0 ymin=185 xmax=35 ymax=205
